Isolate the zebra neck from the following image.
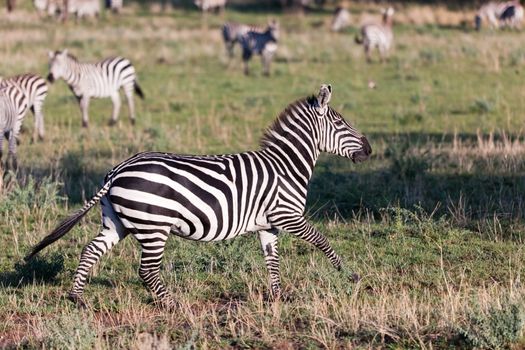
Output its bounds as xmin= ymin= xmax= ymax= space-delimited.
xmin=64 ymin=60 xmax=82 ymax=86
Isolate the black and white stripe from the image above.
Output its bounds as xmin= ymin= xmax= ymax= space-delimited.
xmin=26 ymin=84 xmax=372 ymax=307
xmin=0 ymin=84 xmax=29 ymax=177
xmin=475 ymin=1 xmax=524 ymax=30
xmin=0 ymin=74 xmax=48 ymax=141
xmin=238 ymin=20 xmax=280 ymax=76
xmin=47 ymin=50 xmax=144 ymax=127
xmin=222 ymin=22 xmax=266 ymax=58
xmin=355 ymin=7 xmax=394 ymax=63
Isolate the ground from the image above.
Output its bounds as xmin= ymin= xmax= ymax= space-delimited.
xmin=1 ymin=2 xmax=525 ymax=349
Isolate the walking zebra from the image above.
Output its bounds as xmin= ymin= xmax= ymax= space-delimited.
xmin=239 ymin=20 xmax=280 ymax=76
xmin=47 ymin=50 xmax=144 ymax=127
xmin=222 ymin=22 xmax=265 ymax=58
xmin=331 ymin=7 xmax=351 ymax=32
xmin=0 ymin=74 xmax=48 ymax=142
xmin=475 ymin=1 xmax=524 ymax=30
xmin=194 ymin=0 xmax=226 ymax=12
xmin=0 ymin=85 xmax=29 ymax=184
xmin=26 ymin=84 xmax=372 ymax=308
xmin=355 ymin=7 xmax=395 ymax=63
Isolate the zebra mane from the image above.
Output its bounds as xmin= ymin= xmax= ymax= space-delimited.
xmin=260 ymin=95 xmax=317 ymax=149
xmin=57 ymin=50 xmax=79 ymax=62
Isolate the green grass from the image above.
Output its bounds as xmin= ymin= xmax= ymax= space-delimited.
xmin=1 ymin=4 xmax=525 ymax=348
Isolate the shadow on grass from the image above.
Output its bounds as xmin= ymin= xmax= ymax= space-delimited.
xmin=0 ymin=253 xmax=64 ymax=288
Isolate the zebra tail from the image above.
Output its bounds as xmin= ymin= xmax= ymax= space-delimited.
xmin=134 ymin=81 xmax=145 ymax=100
xmin=24 ymin=181 xmax=111 ymax=261
xmin=354 ymin=34 xmax=363 ymax=44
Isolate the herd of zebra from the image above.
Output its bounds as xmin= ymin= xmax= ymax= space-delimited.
xmin=1 ymin=1 xmax=523 ymax=308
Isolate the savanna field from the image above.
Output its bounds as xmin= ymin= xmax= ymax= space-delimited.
xmin=2 ymin=1 xmax=525 ymax=348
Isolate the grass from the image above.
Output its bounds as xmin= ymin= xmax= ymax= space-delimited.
xmin=1 ymin=2 xmax=525 ymax=348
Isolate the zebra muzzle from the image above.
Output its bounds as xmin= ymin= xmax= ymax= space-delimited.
xmin=46 ymin=74 xmax=55 ymax=83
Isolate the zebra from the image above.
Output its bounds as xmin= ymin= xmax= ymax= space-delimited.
xmin=331 ymin=7 xmax=351 ymax=32
xmin=47 ymin=50 xmax=144 ymax=128
xmin=105 ymin=0 xmax=123 ymax=13
xmin=475 ymin=1 xmax=523 ymax=30
xmin=0 ymin=84 xmax=29 ymax=183
xmin=25 ymin=84 xmax=372 ymax=308
xmin=0 ymin=74 xmax=48 ymax=142
xmin=355 ymin=7 xmax=394 ymax=63
xmin=238 ymin=20 xmax=280 ymax=76
xmin=194 ymin=0 xmax=226 ymax=12
xmin=222 ymin=22 xmax=266 ymax=58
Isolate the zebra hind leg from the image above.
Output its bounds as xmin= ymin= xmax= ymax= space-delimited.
xmin=80 ymin=95 xmax=91 ymax=128
xmin=123 ymin=85 xmax=136 ymax=125
xmin=109 ymin=92 xmax=121 ymax=126
xmin=68 ymin=198 xmax=129 ymax=308
xmin=136 ymin=230 xmax=173 ymax=308
xmin=258 ymin=229 xmax=281 ymax=299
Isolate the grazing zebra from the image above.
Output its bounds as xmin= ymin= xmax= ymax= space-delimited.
xmin=47 ymin=50 xmax=144 ymax=128
xmin=0 ymin=85 xmax=29 ymax=180
xmin=355 ymin=7 xmax=395 ymax=63
xmin=222 ymin=22 xmax=265 ymax=58
xmin=26 ymin=84 xmax=372 ymax=308
xmin=475 ymin=1 xmax=523 ymax=30
xmin=239 ymin=20 xmax=280 ymax=76
xmin=105 ymin=0 xmax=123 ymax=13
xmin=194 ymin=0 xmax=226 ymax=12
xmin=331 ymin=7 xmax=351 ymax=32
xmin=0 ymin=74 xmax=48 ymax=142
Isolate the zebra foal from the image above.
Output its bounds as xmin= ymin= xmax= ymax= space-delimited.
xmin=0 ymin=85 xmax=28 ymax=186
xmin=47 ymin=50 xmax=144 ymax=127
xmin=26 ymin=84 xmax=372 ymax=308
xmin=355 ymin=7 xmax=395 ymax=63
xmin=0 ymin=73 xmax=48 ymax=142
xmin=222 ymin=22 xmax=265 ymax=58
xmin=239 ymin=20 xmax=280 ymax=76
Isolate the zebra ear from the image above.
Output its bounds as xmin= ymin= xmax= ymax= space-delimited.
xmin=48 ymin=51 xmax=55 ymax=59
xmin=317 ymin=84 xmax=332 ymax=110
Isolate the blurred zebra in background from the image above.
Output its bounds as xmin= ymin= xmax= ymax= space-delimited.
xmin=47 ymin=50 xmax=144 ymax=127
xmin=0 ymin=74 xmax=48 ymax=142
xmin=105 ymin=0 xmax=122 ymax=13
xmin=238 ymin=20 xmax=280 ymax=76
xmin=0 ymin=84 xmax=29 ymax=184
xmin=355 ymin=7 xmax=394 ymax=63
xmin=34 ymin=0 xmax=100 ymax=19
xmin=331 ymin=6 xmax=351 ymax=32
xmin=475 ymin=1 xmax=524 ymax=30
xmin=25 ymin=84 xmax=372 ymax=308
xmin=222 ymin=22 xmax=265 ymax=58
xmin=194 ymin=0 xmax=226 ymax=12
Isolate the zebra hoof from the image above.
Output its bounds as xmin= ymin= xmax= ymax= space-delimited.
xmin=82 ymin=121 xmax=89 ymax=128
xmin=108 ymin=119 xmax=117 ymax=127
xmin=130 ymin=119 xmax=136 ymax=126
xmin=67 ymin=293 xmax=88 ymax=309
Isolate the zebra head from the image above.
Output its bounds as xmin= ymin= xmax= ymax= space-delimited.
xmin=267 ymin=19 xmax=280 ymax=42
xmin=316 ymin=84 xmax=371 ymax=163
xmin=381 ymin=7 xmax=395 ymax=24
xmin=47 ymin=49 xmax=71 ymax=83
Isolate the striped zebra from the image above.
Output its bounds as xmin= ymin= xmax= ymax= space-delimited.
xmin=239 ymin=20 xmax=280 ymax=76
xmin=194 ymin=0 xmax=226 ymax=12
xmin=222 ymin=22 xmax=265 ymax=58
xmin=331 ymin=7 xmax=351 ymax=32
xmin=105 ymin=0 xmax=122 ymax=13
xmin=355 ymin=7 xmax=395 ymax=63
xmin=475 ymin=1 xmax=524 ymax=30
xmin=0 ymin=74 xmax=48 ymax=142
xmin=25 ymin=84 xmax=372 ymax=308
xmin=0 ymin=85 xmax=29 ymax=182
xmin=47 ymin=50 xmax=144 ymax=128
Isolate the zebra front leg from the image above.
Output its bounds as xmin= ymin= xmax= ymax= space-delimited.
xmin=31 ymin=104 xmax=45 ymax=141
xmin=276 ymin=216 xmax=342 ymax=270
xmin=242 ymin=49 xmax=252 ymax=75
xmin=259 ymin=229 xmax=281 ymax=298
xmin=80 ymin=95 xmax=90 ymax=128
xmin=68 ymin=199 xmax=129 ymax=308
xmin=6 ymin=129 xmax=17 ymax=173
xmin=109 ymin=92 xmax=121 ymax=126
xmin=137 ymin=231 xmax=173 ymax=308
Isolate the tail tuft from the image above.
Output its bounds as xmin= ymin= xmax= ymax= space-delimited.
xmin=25 ymin=209 xmax=89 ymax=261
xmin=134 ymin=81 xmax=145 ymax=100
